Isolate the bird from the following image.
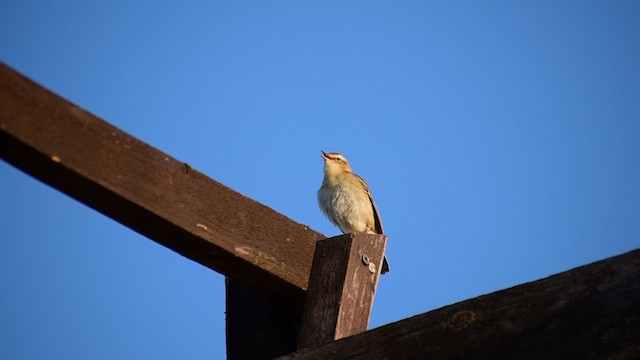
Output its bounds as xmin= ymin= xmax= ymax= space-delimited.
xmin=317 ymin=151 xmax=390 ymax=274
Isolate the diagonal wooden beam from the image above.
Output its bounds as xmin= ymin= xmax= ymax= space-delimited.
xmin=276 ymin=248 xmax=640 ymax=359
xmin=0 ymin=62 xmax=325 ymax=306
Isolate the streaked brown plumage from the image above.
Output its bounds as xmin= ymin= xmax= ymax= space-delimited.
xmin=317 ymin=151 xmax=390 ymax=274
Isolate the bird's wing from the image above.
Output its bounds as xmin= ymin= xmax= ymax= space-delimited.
xmin=354 ymin=173 xmax=384 ymax=234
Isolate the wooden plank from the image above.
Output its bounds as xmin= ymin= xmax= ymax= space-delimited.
xmin=297 ymin=233 xmax=387 ymax=349
xmin=276 ymin=248 xmax=640 ymax=360
xmin=0 ymin=62 xmax=325 ymax=305
xmin=225 ymin=278 xmax=302 ymax=360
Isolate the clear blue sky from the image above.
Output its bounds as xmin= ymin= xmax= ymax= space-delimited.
xmin=1 ymin=2 xmax=639 ymax=358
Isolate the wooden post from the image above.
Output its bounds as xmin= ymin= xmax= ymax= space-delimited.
xmin=297 ymin=233 xmax=387 ymax=349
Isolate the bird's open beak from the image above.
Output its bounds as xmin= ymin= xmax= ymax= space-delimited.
xmin=321 ymin=150 xmax=329 ymax=160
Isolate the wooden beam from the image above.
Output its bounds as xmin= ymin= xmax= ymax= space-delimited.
xmin=297 ymin=234 xmax=387 ymax=349
xmin=0 ymin=62 xmax=325 ymax=306
xmin=276 ymin=248 xmax=640 ymax=359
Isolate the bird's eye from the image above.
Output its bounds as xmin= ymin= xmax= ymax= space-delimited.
xmin=335 ymin=157 xmax=341 ymax=162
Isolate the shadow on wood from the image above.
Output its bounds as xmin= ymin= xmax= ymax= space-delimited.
xmin=225 ymin=278 xmax=302 ymax=360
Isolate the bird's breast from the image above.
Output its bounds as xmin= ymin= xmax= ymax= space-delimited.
xmin=318 ymin=183 xmax=373 ymax=233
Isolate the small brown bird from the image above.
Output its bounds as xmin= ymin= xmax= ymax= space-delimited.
xmin=317 ymin=151 xmax=390 ymax=274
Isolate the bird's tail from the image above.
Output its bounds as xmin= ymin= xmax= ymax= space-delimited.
xmin=381 ymin=256 xmax=390 ymax=274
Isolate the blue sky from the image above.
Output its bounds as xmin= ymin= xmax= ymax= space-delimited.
xmin=1 ymin=1 xmax=639 ymax=358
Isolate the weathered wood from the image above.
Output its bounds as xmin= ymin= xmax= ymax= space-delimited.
xmin=0 ymin=62 xmax=325 ymax=306
xmin=297 ymin=234 xmax=387 ymax=349
xmin=225 ymin=278 xmax=302 ymax=360
xmin=276 ymin=248 xmax=640 ymax=360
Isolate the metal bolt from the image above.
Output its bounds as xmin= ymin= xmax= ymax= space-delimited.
xmin=361 ymin=254 xmax=371 ymax=265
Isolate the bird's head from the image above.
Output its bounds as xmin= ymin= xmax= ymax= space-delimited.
xmin=321 ymin=151 xmax=352 ymax=175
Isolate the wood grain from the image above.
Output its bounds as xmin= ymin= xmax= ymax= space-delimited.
xmin=297 ymin=233 xmax=387 ymax=349
xmin=277 ymin=248 xmax=640 ymax=359
xmin=0 ymin=62 xmax=325 ymax=305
